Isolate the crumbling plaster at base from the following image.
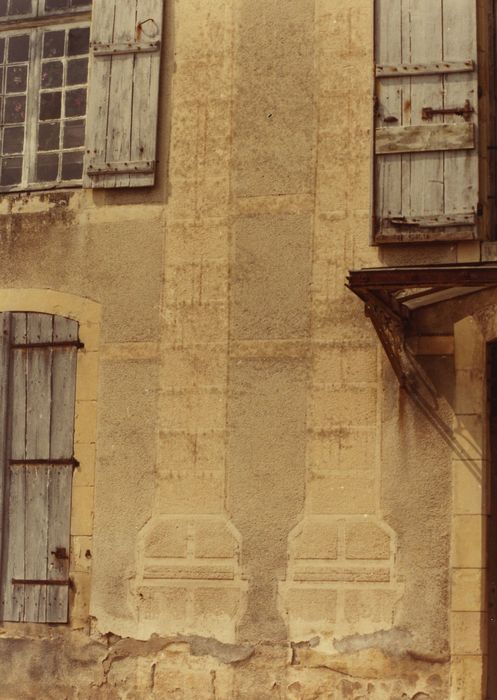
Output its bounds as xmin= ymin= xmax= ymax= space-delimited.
xmin=0 ymin=627 xmax=448 ymax=699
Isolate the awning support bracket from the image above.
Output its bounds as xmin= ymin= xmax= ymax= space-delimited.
xmin=361 ymin=289 xmax=438 ymax=406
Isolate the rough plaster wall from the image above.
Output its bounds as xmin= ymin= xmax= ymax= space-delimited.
xmin=227 ymin=358 xmax=308 ymax=642
xmin=227 ymin=214 xmax=311 ymax=643
xmin=0 ymin=0 xmax=463 ymax=696
xmin=381 ymin=363 xmax=452 ymax=656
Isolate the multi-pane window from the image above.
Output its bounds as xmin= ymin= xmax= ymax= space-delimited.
xmin=0 ymin=0 xmax=91 ymax=191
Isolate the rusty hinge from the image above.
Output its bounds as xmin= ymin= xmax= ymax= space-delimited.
xmin=51 ymin=547 xmax=69 ymax=560
xmin=11 ymin=339 xmax=84 ymax=350
xmin=12 ymin=579 xmax=69 ymax=586
xmin=9 ymin=458 xmax=80 ymax=468
xmin=92 ymin=41 xmax=160 ymax=56
xmin=422 ymin=100 xmax=474 ymax=122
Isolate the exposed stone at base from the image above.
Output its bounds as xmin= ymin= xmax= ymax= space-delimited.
xmin=0 ymin=630 xmax=449 ymax=699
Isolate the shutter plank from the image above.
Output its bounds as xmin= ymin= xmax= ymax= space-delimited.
xmin=407 ymin=0 xmax=444 ymax=220
xmin=0 ymin=314 xmax=10 ymax=597
xmin=2 ymin=314 xmax=28 ymax=622
xmin=443 ymin=0 xmax=478 ymax=216
xmin=376 ymin=60 xmax=475 ymax=77
xmin=85 ymin=0 xmax=163 ymax=188
xmin=84 ymin=2 xmax=117 ymax=188
xmin=47 ymin=317 xmax=78 ymax=623
xmin=130 ymin=0 xmax=162 ymax=187
xmin=46 ymin=465 xmax=71 ymax=623
xmin=23 ymin=314 xmax=53 ymax=623
xmin=105 ymin=0 xmax=137 ymax=188
xmin=376 ymin=123 xmax=475 ymax=154
xmin=375 ymin=0 xmax=403 ymax=222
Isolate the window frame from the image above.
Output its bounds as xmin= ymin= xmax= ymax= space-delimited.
xmin=0 ymin=1 xmax=91 ymax=23
xmin=0 ymin=1 xmax=91 ymax=194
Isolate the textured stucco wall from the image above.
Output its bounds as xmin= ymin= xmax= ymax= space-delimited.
xmin=0 ymin=0 xmax=486 ymax=698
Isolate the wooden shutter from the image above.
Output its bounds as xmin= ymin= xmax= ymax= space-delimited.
xmin=84 ymin=0 xmax=163 ymax=188
xmin=0 ymin=313 xmax=80 ymax=623
xmin=374 ymin=0 xmax=479 ymax=244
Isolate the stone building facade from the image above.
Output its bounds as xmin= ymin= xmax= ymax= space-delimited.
xmin=0 ymin=0 xmax=493 ymax=698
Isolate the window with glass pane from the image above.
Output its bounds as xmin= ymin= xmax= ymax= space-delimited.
xmin=0 ymin=0 xmax=90 ymax=191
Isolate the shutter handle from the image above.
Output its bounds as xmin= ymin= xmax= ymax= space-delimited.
xmin=52 ymin=547 xmax=69 ymax=560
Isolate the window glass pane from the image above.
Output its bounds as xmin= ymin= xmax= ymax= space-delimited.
xmin=63 ymin=119 xmax=84 ymax=148
xmin=0 ymin=0 xmax=7 ymax=17
xmin=40 ymin=91 xmax=61 ymax=120
xmin=38 ymin=122 xmax=60 ymax=151
xmin=8 ymin=35 xmax=29 ymax=63
xmin=68 ymin=27 xmax=89 ymax=56
xmin=45 ymin=0 xmax=91 ymax=9
xmin=41 ymin=61 xmax=63 ymax=89
xmin=9 ymin=0 xmax=31 ymax=15
xmin=0 ymin=39 xmax=5 ymax=63
xmin=61 ymin=150 xmax=82 ymax=180
xmin=1 ymin=156 xmax=22 ymax=186
xmin=3 ymin=125 xmax=24 ymax=154
xmin=65 ymin=87 xmax=85 ymax=117
xmin=45 ymin=0 xmax=68 ymax=9
xmin=43 ymin=31 xmax=65 ymax=58
xmin=36 ymin=153 xmax=58 ymax=181
xmin=67 ymin=57 xmax=87 ymax=85
xmin=4 ymin=95 xmax=25 ymax=123
xmin=6 ymin=65 xmax=27 ymax=93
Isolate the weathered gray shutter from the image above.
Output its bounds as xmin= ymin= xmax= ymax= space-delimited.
xmin=0 ymin=313 xmax=79 ymax=623
xmin=374 ymin=0 xmax=479 ymax=243
xmin=83 ymin=0 xmax=163 ymax=188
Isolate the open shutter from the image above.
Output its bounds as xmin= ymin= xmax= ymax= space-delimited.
xmin=0 ymin=313 xmax=79 ymax=623
xmin=84 ymin=0 xmax=163 ymax=188
xmin=374 ymin=0 xmax=479 ymax=244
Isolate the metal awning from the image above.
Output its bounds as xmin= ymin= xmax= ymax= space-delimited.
xmin=347 ymin=263 xmax=497 ymax=389
xmin=348 ymin=262 xmax=497 ymax=315
xmin=347 ymin=263 xmax=497 ymax=456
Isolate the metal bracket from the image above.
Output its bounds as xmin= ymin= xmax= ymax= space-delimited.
xmin=362 ymin=290 xmax=439 ymax=409
xmin=12 ymin=579 xmax=69 ymax=586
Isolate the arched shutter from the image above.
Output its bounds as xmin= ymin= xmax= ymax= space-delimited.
xmin=374 ymin=0 xmax=479 ymax=244
xmin=0 ymin=313 xmax=80 ymax=623
xmin=84 ymin=0 xmax=163 ymax=188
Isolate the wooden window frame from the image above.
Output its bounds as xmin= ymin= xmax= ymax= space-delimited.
xmin=0 ymin=3 xmax=90 ymax=194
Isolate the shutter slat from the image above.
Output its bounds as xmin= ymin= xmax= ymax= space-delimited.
xmin=443 ymin=0 xmax=478 ymax=219
xmin=46 ymin=466 xmax=72 ymax=623
xmin=23 ymin=314 xmax=53 ymax=624
xmin=0 ymin=314 xmax=10 ymax=610
xmin=84 ymin=2 xmax=116 ymax=189
xmin=2 ymin=314 xmax=28 ymax=622
xmin=376 ymin=0 xmax=403 ymax=223
xmin=47 ymin=318 xmax=78 ymax=623
xmin=376 ymin=60 xmax=475 ymax=77
xmin=84 ymin=0 xmax=163 ymax=188
xmin=376 ymin=123 xmax=475 ymax=155
xmin=374 ymin=0 xmax=479 ymax=244
xmin=131 ymin=0 xmax=163 ymax=188
xmin=407 ymin=1 xmax=445 ymax=224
